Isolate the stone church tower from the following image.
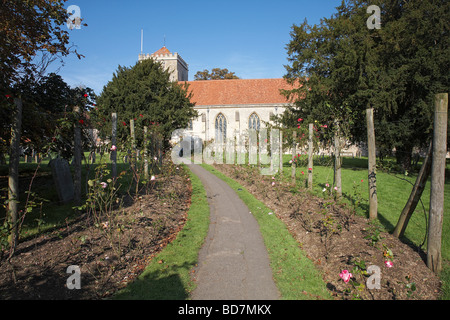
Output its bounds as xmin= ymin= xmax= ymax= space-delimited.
xmin=138 ymin=46 xmax=189 ymax=82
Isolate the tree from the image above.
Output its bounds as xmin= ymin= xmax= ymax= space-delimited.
xmin=96 ymin=59 xmax=197 ymax=149
xmin=0 ymin=0 xmax=84 ymax=92
xmin=194 ymin=68 xmax=240 ymax=80
xmin=1 ymin=0 xmax=84 ymax=255
xmin=282 ymin=0 xmax=449 ymax=171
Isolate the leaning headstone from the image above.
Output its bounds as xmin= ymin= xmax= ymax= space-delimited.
xmin=49 ymin=158 xmax=74 ymax=204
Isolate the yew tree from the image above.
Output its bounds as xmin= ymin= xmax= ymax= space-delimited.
xmin=282 ymin=0 xmax=449 ymax=171
xmin=95 ymin=59 xmax=198 ymax=149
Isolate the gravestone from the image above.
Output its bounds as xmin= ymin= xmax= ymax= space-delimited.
xmin=49 ymin=158 xmax=74 ymax=204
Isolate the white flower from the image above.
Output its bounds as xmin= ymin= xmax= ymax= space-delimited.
xmin=322 ymin=188 xmax=326 ymax=192
xmin=151 ymin=175 xmax=156 ymax=181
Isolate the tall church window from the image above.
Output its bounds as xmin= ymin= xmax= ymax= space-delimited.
xmin=249 ymin=113 xmax=261 ymax=131
xmin=215 ymin=113 xmax=227 ymax=143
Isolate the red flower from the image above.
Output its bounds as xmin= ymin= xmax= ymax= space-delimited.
xmin=5 ymin=94 xmax=11 ymax=98
xmin=79 ymin=119 xmax=84 ymax=125
xmin=298 ymin=118 xmax=303 ymax=122
xmin=122 ymin=122 xmax=127 ymax=126
xmin=84 ymin=94 xmax=88 ymax=98
xmin=139 ymin=114 xmax=143 ymax=117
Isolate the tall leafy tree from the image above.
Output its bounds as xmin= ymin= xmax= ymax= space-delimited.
xmin=194 ymin=68 xmax=240 ymax=80
xmin=96 ymin=59 xmax=197 ymax=148
xmin=282 ymin=0 xmax=449 ymax=170
xmin=0 ymin=0 xmax=83 ymax=91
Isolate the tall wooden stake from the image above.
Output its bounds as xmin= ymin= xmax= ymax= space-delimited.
xmin=111 ymin=113 xmax=117 ymax=179
xmin=393 ymin=142 xmax=432 ymax=238
xmin=427 ymin=93 xmax=448 ymax=274
xmin=366 ymin=107 xmax=378 ymax=220
xmin=279 ymin=130 xmax=283 ymax=173
xmin=291 ymin=131 xmax=297 ymax=182
xmin=333 ymin=121 xmax=342 ymax=198
xmin=308 ymin=123 xmax=313 ymax=190
xmin=8 ymin=97 xmax=22 ymax=251
xmin=73 ymin=106 xmax=82 ymax=206
xmin=144 ymin=126 xmax=149 ymax=180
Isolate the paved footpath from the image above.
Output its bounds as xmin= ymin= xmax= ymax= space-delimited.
xmin=187 ymin=164 xmax=280 ymax=300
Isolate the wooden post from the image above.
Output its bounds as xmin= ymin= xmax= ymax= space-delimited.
xmin=144 ymin=126 xmax=149 ymax=180
xmin=427 ymin=93 xmax=448 ymax=274
xmin=333 ymin=121 xmax=342 ymax=198
xmin=8 ymin=97 xmax=22 ymax=250
xmin=393 ymin=142 xmax=432 ymax=238
xmin=111 ymin=113 xmax=117 ymax=179
xmin=292 ymin=131 xmax=297 ymax=182
xmin=366 ymin=107 xmax=378 ymax=220
xmin=130 ymin=119 xmax=135 ymax=168
xmin=279 ymin=130 xmax=283 ymax=173
xmin=73 ymin=106 xmax=82 ymax=206
xmin=308 ymin=123 xmax=313 ymax=190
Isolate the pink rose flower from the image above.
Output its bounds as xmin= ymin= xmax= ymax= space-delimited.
xmin=385 ymin=260 xmax=393 ymax=268
xmin=339 ymin=270 xmax=352 ymax=283
xmin=110 ymin=145 xmax=117 ymax=151
xmin=100 ymin=182 xmax=107 ymax=188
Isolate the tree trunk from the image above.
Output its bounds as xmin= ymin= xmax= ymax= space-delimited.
xmin=393 ymin=142 xmax=432 ymax=238
xmin=395 ymin=143 xmax=413 ymax=172
xmin=8 ymin=98 xmax=23 ymax=252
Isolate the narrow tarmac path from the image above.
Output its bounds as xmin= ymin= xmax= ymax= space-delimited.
xmin=187 ymin=164 xmax=280 ymax=300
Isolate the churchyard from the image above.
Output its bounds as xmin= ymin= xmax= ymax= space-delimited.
xmin=0 ymin=137 xmax=448 ymax=299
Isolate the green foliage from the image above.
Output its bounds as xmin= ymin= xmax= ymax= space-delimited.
xmin=283 ymin=0 xmax=449 ymax=170
xmin=194 ymin=68 xmax=240 ymax=80
xmin=95 ymin=59 xmax=198 ymax=149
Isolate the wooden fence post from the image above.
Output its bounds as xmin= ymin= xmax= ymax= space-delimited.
xmin=130 ymin=119 xmax=135 ymax=168
xmin=144 ymin=126 xmax=149 ymax=180
xmin=333 ymin=121 xmax=342 ymax=198
xmin=111 ymin=113 xmax=117 ymax=179
xmin=366 ymin=107 xmax=378 ymax=220
xmin=427 ymin=93 xmax=448 ymax=274
xmin=308 ymin=123 xmax=313 ymax=190
xmin=8 ymin=97 xmax=22 ymax=250
xmin=393 ymin=142 xmax=432 ymax=238
xmin=292 ymin=131 xmax=297 ymax=182
xmin=279 ymin=130 xmax=283 ymax=173
xmin=73 ymin=106 xmax=82 ymax=206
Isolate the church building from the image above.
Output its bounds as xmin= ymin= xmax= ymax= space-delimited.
xmin=139 ymin=46 xmax=295 ymax=144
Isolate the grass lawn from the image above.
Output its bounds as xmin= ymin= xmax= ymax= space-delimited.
xmin=282 ymin=155 xmax=450 ymax=299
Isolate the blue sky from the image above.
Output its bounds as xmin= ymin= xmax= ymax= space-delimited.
xmin=48 ymin=0 xmax=340 ymax=94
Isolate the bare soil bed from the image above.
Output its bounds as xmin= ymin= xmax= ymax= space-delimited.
xmin=213 ymin=163 xmax=442 ymax=300
xmin=0 ymin=165 xmax=191 ymax=300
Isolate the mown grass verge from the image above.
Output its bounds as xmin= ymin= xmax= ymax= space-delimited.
xmin=201 ymin=164 xmax=332 ymax=300
xmin=113 ymin=165 xmax=210 ymax=299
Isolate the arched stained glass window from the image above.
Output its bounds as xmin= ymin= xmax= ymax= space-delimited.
xmin=249 ymin=113 xmax=261 ymax=131
xmin=215 ymin=113 xmax=227 ymax=142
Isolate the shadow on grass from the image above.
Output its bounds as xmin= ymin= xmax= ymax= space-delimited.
xmin=113 ymin=261 xmax=195 ymax=300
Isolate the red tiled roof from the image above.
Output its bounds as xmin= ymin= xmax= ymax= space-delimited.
xmin=152 ymin=46 xmax=171 ymax=56
xmin=180 ymin=78 xmax=295 ymax=106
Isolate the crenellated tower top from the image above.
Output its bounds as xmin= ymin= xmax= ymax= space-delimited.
xmin=139 ymin=46 xmax=189 ymax=82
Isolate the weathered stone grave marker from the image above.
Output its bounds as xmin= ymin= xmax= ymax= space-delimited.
xmin=49 ymin=158 xmax=74 ymax=204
